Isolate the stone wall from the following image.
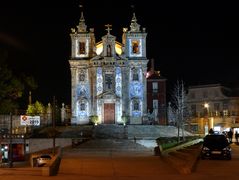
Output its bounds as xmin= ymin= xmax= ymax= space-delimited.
xmin=28 ymin=138 xmax=72 ymax=153
xmin=128 ymin=125 xmax=193 ymax=139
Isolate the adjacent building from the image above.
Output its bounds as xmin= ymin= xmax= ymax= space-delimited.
xmin=187 ymin=84 xmax=239 ymax=135
xmin=146 ymin=59 xmax=167 ymax=125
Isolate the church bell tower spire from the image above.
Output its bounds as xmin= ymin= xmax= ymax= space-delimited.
xmin=77 ymin=5 xmax=87 ymax=32
xmin=70 ymin=4 xmax=95 ymax=59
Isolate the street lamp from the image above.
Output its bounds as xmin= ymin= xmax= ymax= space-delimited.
xmin=204 ymin=103 xmax=214 ymax=134
xmin=204 ymin=103 xmax=209 ymax=135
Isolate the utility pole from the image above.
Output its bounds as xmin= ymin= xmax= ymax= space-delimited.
xmin=9 ymin=112 xmax=13 ymax=168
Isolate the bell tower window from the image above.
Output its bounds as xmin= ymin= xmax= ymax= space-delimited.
xmin=78 ymin=42 xmax=86 ymax=54
xmin=132 ymin=40 xmax=139 ymax=54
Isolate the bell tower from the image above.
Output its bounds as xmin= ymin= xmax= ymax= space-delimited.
xmin=70 ymin=11 xmax=95 ymax=59
xmin=124 ymin=13 xmax=147 ymax=59
xmin=123 ymin=12 xmax=149 ymax=124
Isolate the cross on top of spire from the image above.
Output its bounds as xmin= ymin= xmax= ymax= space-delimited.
xmin=105 ymin=24 xmax=112 ymax=34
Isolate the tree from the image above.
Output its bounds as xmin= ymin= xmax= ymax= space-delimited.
xmin=26 ymin=101 xmax=45 ymax=115
xmin=167 ymin=102 xmax=176 ymax=126
xmin=0 ymin=48 xmax=38 ymax=113
xmin=169 ymin=80 xmax=190 ymax=142
xmin=0 ymin=50 xmax=24 ymax=113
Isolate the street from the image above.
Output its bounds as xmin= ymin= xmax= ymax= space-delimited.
xmin=0 ymin=143 xmax=239 ymax=180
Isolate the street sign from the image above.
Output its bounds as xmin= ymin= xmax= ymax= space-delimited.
xmin=20 ymin=115 xmax=40 ymax=126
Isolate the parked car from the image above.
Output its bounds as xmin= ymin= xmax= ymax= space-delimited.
xmin=201 ymin=134 xmax=231 ymax=160
xmin=36 ymin=154 xmax=52 ymax=167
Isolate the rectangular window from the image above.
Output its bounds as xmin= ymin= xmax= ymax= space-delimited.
xmin=78 ymin=42 xmax=85 ymax=54
xmin=153 ymin=100 xmax=158 ymax=109
xmin=214 ymin=103 xmax=220 ymax=111
xmin=152 ymin=82 xmax=158 ymax=93
xmin=191 ymin=104 xmax=197 ymax=117
xmin=190 ymin=92 xmax=195 ymax=99
xmin=132 ymin=40 xmax=139 ymax=54
xmin=223 ymin=110 xmax=228 ymax=116
xmin=104 ymin=74 xmax=114 ymax=91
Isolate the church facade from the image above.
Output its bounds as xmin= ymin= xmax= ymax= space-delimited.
xmin=69 ymin=11 xmax=148 ymax=125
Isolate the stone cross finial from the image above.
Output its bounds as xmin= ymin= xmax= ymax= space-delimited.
xmin=105 ymin=24 xmax=112 ymax=34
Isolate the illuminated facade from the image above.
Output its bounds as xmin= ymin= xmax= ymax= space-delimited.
xmin=69 ymin=12 xmax=148 ymax=125
xmin=187 ymin=84 xmax=239 ymax=134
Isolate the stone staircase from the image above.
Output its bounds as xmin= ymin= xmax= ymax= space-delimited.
xmin=70 ymin=139 xmax=153 ymax=152
xmin=161 ymin=142 xmax=202 ymax=174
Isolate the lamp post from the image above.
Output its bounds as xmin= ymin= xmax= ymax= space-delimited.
xmin=204 ymin=103 xmax=212 ymax=135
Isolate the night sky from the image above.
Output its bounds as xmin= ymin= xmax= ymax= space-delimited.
xmin=0 ymin=0 xmax=239 ymax=105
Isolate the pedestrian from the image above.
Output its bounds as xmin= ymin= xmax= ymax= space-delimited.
xmin=209 ymin=128 xmax=214 ymax=134
xmin=235 ymin=131 xmax=239 ymax=144
xmin=228 ymin=129 xmax=233 ymax=143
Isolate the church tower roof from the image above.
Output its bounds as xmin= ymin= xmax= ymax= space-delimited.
xmin=130 ymin=12 xmax=141 ymax=32
xmin=77 ymin=5 xmax=87 ymax=32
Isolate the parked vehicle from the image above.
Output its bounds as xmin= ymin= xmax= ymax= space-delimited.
xmin=36 ymin=154 xmax=52 ymax=167
xmin=201 ymin=134 xmax=231 ymax=160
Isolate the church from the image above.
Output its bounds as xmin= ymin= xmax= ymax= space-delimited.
xmin=69 ymin=10 xmax=149 ymax=125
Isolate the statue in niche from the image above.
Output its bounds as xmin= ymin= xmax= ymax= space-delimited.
xmin=80 ymin=102 xmax=85 ymax=111
xmin=133 ymin=100 xmax=139 ymax=111
xmin=133 ymin=71 xmax=139 ymax=81
xmin=107 ymin=44 xmax=111 ymax=56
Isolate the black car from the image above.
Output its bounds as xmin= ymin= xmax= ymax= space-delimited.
xmin=201 ymin=134 xmax=231 ymax=160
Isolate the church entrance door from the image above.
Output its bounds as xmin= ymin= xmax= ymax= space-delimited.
xmin=104 ymin=103 xmax=115 ymax=124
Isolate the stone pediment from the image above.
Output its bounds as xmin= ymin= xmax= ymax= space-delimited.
xmin=96 ymin=91 xmax=120 ymax=99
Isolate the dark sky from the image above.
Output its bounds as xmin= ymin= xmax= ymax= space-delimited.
xmin=0 ymin=0 xmax=239 ymax=105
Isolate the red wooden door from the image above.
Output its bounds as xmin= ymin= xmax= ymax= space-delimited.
xmin=104 ymin=103 xmax=115 ymax=124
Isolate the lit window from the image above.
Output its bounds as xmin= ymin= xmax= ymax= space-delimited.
xmin=152 ymin=82 xmax=158 ymax=93
xmin=223 ymin=110 xmax=228 ymax=116
xmin=132 ymin=40 xmax=139 ymax=54
xmin=153 ymin=100 xmax=158 ymax=109
xmin=78 ymin=42 xmax=86 ymax=54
